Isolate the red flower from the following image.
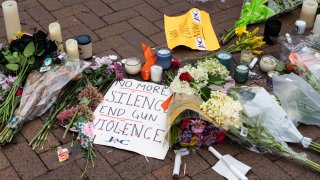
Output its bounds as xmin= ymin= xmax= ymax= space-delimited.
xmin=16 ymin=87 xmax=23 ymax=96
xmin=171 ymin=59 xmax=181 ymax=70
xmin=179 ymin=72 xmax=193 ymax=82
xmin=180 ymin=118 xmax=191 ymax=129
xmin=215 ymin=132 xmax=226 ymax=143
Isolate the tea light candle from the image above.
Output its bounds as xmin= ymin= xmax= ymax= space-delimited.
xmin=216 ymin=51 xmax=232 ymax=70
xmin=125 ymin=57 xmax=141 ymax=75
xmin=260 ymin=55 xmax=277 ymax=72
xmin=66 ymin=39 xmax=79 ymax=59
xmin=240 ymin=50 xmax=252 ymax=65
xmin=234 ymin=65 xmax=249 ymax=83
xmin=313 ymin=15 xmax=320 ymax=34
xmin=150 ymin=65 xmax=163 ymax=83
xmin=156 ymin=48 xmax=172 ymax=70
xmin=49 ymin=22 xmax=63 ymax=52
xmin=2 ymin=1 xmax=21 ymax=42
xmin=300 ymin=0 xmax=318 ymax=28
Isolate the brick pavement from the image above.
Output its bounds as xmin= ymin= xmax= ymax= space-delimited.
xmin=0 ymin=0 xmax=320 ymax=179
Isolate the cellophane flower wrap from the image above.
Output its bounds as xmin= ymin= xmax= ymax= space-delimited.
xmin=0 ymin=59 xmax=87 ymax=143
xmin=165 ymin=91 xmax=320 ymax=173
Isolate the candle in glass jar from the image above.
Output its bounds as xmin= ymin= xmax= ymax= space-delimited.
xmin=260 ymin=55 xmax=277 ymax=72
xmin=150 ymin=65 xmax=163 ymax=83
xmin=216 ymin=51 xmax=232 ymax=70
xmin=300 ymin=0 xmax=318 ymax=28
xmin=49 ymin=22 xmax=63 ymax=52
xmin=313 ymin=15 xmax=320 ymax=34
xmin=125 ymin=57 xmax=141 ymax=75
xmin=240 ymin=50 xmax=252 ymax=65
xmin=234 ymin=65 xmax=249 ymax=83
xmin=2 ymin=1 xmax=21 ymax=42
xmin=66 ymin=39 xmax=79 ymax=59
xmin=156 ymin=48 xmax=172 ymax=70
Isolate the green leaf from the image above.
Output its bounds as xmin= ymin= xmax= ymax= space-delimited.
xmin=27 ymin=57 xmax=35 ymax=64
xmin=6 ymin=63 xmax=19 ymax=71
xmin=200 ymin=87 xmax=211 ymax=101
xmin=23 ymin=42 xmax=35 ymax=57
xmin=208 ymin=75 xmax=226 ymax=86
xmin=79 ymin=97 xmax=90 ymax=105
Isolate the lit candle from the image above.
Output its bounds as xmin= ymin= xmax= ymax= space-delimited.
xmin=2 ymin=1 xmax=21 ymax=42
xmin=313 ymin=15 xmax=320 ymax=34
xmin=260 ymin=55 xmax=277 ymax=72
xmin=240 ymin=50 xmax=252 ymax=65
xmin=300 ymin=0 xmax=318 ymax=28
xmin=234 ymin=65 xmax=249 ymax=83
xmin=125 ymin=57 xmax=141 ymax=75
xmin=49 ymin=22 xmax=63 ymax=52
xmin=65 ymin=39 xmax=79 ymax=59
xmin=150 ymin=65 xmax=163 ymax=83
xmin=216 ymin=51 xmax=232 ymax=70
xmin=156 ymin=48 xmax=172 ymax=70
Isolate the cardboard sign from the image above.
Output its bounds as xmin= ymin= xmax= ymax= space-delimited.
xmin=164 ymin=8 xmax=220 ymax=51
xmin=93 ymin=79 xmax=171 ymax=160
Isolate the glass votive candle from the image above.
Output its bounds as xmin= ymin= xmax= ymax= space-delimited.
xmin=216 ymin=51 xmax=232 ymax=70
xmin=240 ymin=50 xmax=252 ymax=65
xmin=259 ymin=55 xmax=277 ymax=72
xmin=150 ymin=65 xmax=163 ymax=83
xmin=156 ymin=48 xmax=172 ymax=70
xmin=234 ymin=65 xmax=249 ymax=83
xmin=125 ymin=57 xmax=141 ymax=75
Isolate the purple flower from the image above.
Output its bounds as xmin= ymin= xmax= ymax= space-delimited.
xmin=90 ymin=56 xmax=113 ymax=70
xmin=112 ymin=62 xmax=124 ymax=80
xmin=1 ymin=83 xmax=10 ymax=91
xmin=179 ymin=130 xmax=192 ymax=143
xmin=6 ymin=75 xmax=16 ymax=84
xmin=202 ymin=135 xmax=216 ymax=147
xmin=191 ymin=119 xmax=205 ymax=134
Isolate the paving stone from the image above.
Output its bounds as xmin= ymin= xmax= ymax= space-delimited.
xmin=298 ymin=124 xmax=320 ymax=140
xmin=39 ymin=141 xmax=83 ymax=170
xmin=154 ymin=19 xmax=164 ymax=30
xmin=101 ymin=0 xmax=119 ymax=4
xmin=275 ymin=157 xmax=308 ymax=178
xmin=148 ymin=31 xmax=166 ymax=45
xmin=92 ymin=35 xmax=127 ymax=54
xmin=152 ymin=163 xmax=177 ymax=180
xmin=113 ymin=44 xmax=145 ymax=62
xmin=180 ymin=153 xmax=211 ymax=177
xmin=247 ymin=172 xmax=261 ymax=180
xmin=102 ymin=9 xmax=139 ymax=25
xmin=21 ymin=18 xmax=45 ymax=33
xmin=27 ymin=5 xmax=55 ymax=29
xmin=96 ymin=21 xmax=133 ymax=39
xmin=160 ymin=2 xmax=193 ymax=16
xmin=94 ymin=49 xmax=120 ymax=58
xmin=76 ymin=11 xmax=107 ymax=30
xmin=189 ymin=1 xmax=222 ymax=14
xmin=20 ymin=118 xmax=60 ymax=154
xmin=191 ymin=168 xmax=225 ymax=180
xmin=144 ymin=0 xmax=169 ymax=9
xmin=235 ymin=151 xmax=292 ymax=180
xmin=52 ymin=4 xmax=90 ymax=19
xmin=76 ymin=151 xmax=122 ymax=180
xmin=134 ymin=3 xmax=163 ymax=22
xmin=121 ymin=29 xmax=155 ymax=50
xmin=95 ymin=145 xmax=135 ymax=166
xmin=61 ymin=28 xmax=74 ymax=42
xmin=0 ymin=150 xmax=10 ymax=171
xmin=172 ymin=47 xmax=196 ymax=60
xmin=295 ymin=170 xmax=320 ymax=180
xmin=213 ymin=19 xmax=237 ymax=39
xmin=58 ymin=0 xmax=87 ymax=6
xmin=52 ymin=126 xmax=74 ymax=144
xmin=166 ymin=0 xmax=181 ymax=4
xmin=68 ymin=24 xmax=99 ymax=42
xmin=33 ymin=162 xmax=86 ymax=180
xmin=180 ymin=176 xmax=192 ymax=180
xmin=212 ymin=5 xmax=242 ymax=24
xmin=18 ymin=0 xmax=40 ymax=11
xmin=83 ymin=0 xmax=114 ymax=17
xmin=114 ymin=155 xmax=170 ymax=180
xmin=128 ymin=16 xmax=161 ymax=36
xmin=19 ymin=11 xmax=32 ymax=21
xmin=58 ymin=16 xmax=82 ymax=29
xmin=0 ymin=167 xmax=20 ymax=180
xmin=3 ymin=142 xmax=48 ymax=180
xmin=213 ymin=0 xmax=244 ymax=10
xmin=109 ymin=0 xmax=143 ymax=11
xmin=139 ymin=173 xmax=157 ymax=180
xmin=38 ymin=0 xmax=63 ymax=11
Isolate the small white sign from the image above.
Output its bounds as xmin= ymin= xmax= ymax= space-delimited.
xmin=240 ymin=126 xmax=248 ymax=137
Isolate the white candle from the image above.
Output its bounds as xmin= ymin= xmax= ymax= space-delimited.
xmin=2 ymin=1 xmax=21 ymax=42
xmin=313 ymin=15 xmax=320 ymax=34
xmin=150 ymin=65 xmax=163 ymax=83
xmin=124 ymin=58 xmax=141 ymax=75
xmin=260 ymin=55 xmax=277 ymax=72
xmin=65 ymin=39 xmax=79 ymax=59
xmin=300 ymin=0 xmax=318 ymax=28
xmin=49 ymin=22 xmax=63 ymax=52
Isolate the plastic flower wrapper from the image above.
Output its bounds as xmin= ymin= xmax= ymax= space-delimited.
xmin=273 ymin=73 xmax=320 ymax=128
xmin=0 ymin=59 xmax=86 ymax=144
xmin=228 ymin=86 xmax=320 ymax=153
xmin=165 ymin=91 xmax=320 ymax=173
xmin=30 ymin=56 xmax=122 ymax=149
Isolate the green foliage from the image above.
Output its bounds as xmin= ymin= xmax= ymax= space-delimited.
xmin=23 ymin=42 xmax=35 ymax=58
xmin=6 ymin=63 xmax=19 ymax=71
xmin=208 ymin=75 xmax=226 ymax=86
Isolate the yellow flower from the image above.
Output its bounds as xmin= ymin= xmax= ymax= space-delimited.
xmin=252 ymin=50 xmax=264 ymax=55
xmin=235 ymin=26 xmax=248 ymax=37
xmin=251 ymin=27 xmax=259 ymax=36
xmin=15 ymin=31 xmax=28 ymax=39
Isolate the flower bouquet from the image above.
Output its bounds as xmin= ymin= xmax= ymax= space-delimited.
xmin=0 ymin=74 xmax=16 ymax=102
xmin=228 ymin=86 xmax=320 ymax=153
xmin=29 ymin=56 xmax=123 ymax=149
xmin=0 ymin=59 xmax=85 ymax=144
xmin=0 ymin=30 xmax=57 ymax=126
xmin=166 ymin=91 xmax=320 ymax=172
